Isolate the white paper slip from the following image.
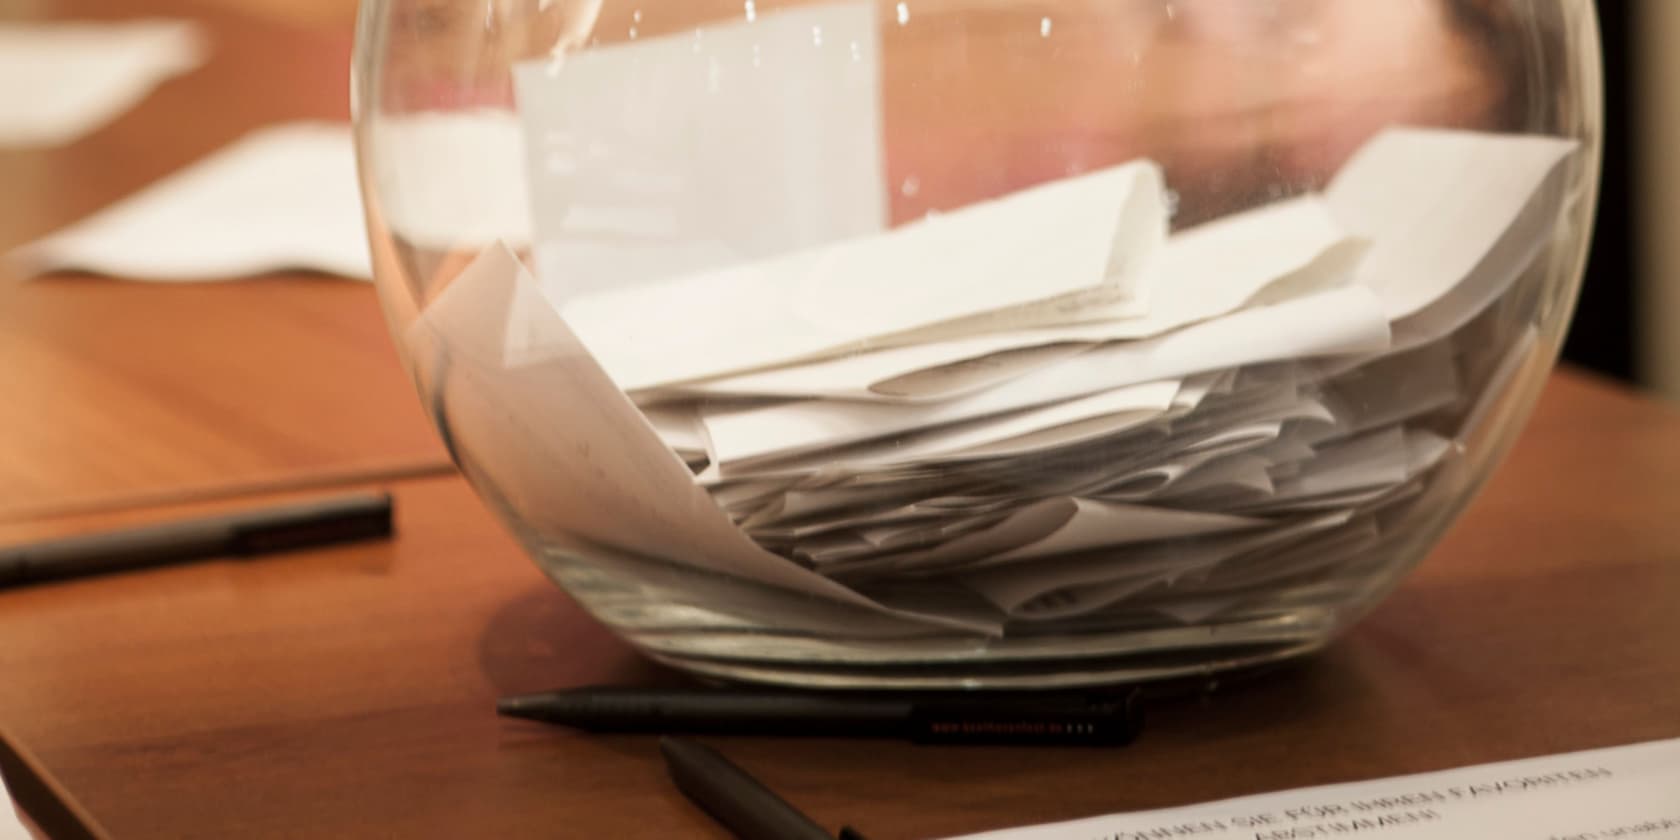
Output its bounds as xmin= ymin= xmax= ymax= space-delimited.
xmin=981 ymin=499 xmax=1267 ymax=565
xmin=947 ymin=737 xmax=1680 ymax=840
xmin=961 ymin=511 xmax=1353 ymax=617
xmin=1028 ymin=196 xmax=1356 ymax=342
xmin=13 ymin=123 xmax=371 ymax=280
xmin=731 ymin=379 xmax=1185 ymax=478
xmin=658 ymin=332 xmax=1102 ymax=402
xmin=562 ymin=160 xmax=1164 ymax=390
xmin=1327 ymin=128 xmax=1578 ymax=341
xmin=701 ymin=286 xmax=1392 ymax=470
xmin=826 ymin=497 xmax=1266 ymax=578
xmin=515 ymin=2 xmax=891 ymax=302
xmin=0 ymin=19 xmax=205 ymax=147
xmin=669 ymin=226 xmax=1360 ymax=405
xmin=408 ymin=243 xmax=1000 ymax=635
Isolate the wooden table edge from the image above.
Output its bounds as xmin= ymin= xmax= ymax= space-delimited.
xmin=0 ymin=726 xmax=108 ymax=840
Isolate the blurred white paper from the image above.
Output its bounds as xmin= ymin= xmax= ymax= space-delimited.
xmin=0 ymin=19 xmax=205 ymax=147
xmin=0 ymin=778 xmax=26 ymax=840
xmin=411 ymin=243 xmax=999 ymax=634
xmin=365 ymin=111 xmax=532 ymax=250
xmin=515 ymin=2 xmax=890 ymax=301
xmin=947 ymin=737 xmax=1680 ymax=840
xmin=14 ymin=123 xmax=371 ymax=280
xmin=563 ymin=161 xmax=1164 ymax=390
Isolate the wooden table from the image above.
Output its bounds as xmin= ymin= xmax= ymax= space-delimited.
xmin=3 ymin=0 xmax=1675 ymax=836
xmin=0 ymin=0 xmax=451 ymax=521
xmin=1 ymin=369 xmax=1676 ymax=839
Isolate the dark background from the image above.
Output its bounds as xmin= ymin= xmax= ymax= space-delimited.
xmin=1567 ymin=1 xmax=1636 ymax=382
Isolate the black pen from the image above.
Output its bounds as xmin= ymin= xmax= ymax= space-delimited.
xmin=660 ymin=737 xmax=836 ymax=840
xmin=0 ymin=491 xmax=394 ymax=588
xmin=501 ymin=686 xmax=1143 ymax=746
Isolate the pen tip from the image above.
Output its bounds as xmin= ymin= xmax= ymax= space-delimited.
xmin=496 ymin=695 xmax=538 ymax=720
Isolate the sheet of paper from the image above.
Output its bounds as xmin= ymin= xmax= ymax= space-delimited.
xmin=949 ymin=737 xmax=1680 ymax=840
xmin=818 ymin=497 xmax=1074 ymax=573
xmin=939 ymin=395 xmax=1330 ymax=502
xmin=1317 ymin=339 xmax=1462 ymax=437
xmin=0 ymin=773 xmax=27 ymax=840
xmin=1270 ymin=427 xmax=1448 ymax=500
xmin=515 ymin=2 xmax=890 ymax=303
xmin=409 ymin=242 xmax=999 ymax=634
xmin=640 ymin=404 xmax=709 ymax=455
xmin=0 ymin=19 xmax=205 ymax=147
xmin=868 ymin=343 xmax=1098 ymax=402
xmin=961 ymin=511 xmax=1353 ymax=618
xmin=669 ymin=229 xmax=1361 ymax=404
xmin=743 ymin=475 xmax=989 ymax=537
xmin=823 ymin=497 xmax=1267 ymax=579
xmin=1187 ymin=516 xmax=1383 ymax=593
xmin=1085 ymin=444 xmax=1270 ymax=502
xmin=1081 ymin=196 xmax=1356 ymax=337
xmin=983 ymin=499 xmax=1267 ymax=564
xmin=13 ymin=123 xmax=371 ymax=280
xmin=1327 ymin=128 xmax=1578 ymax=343
xmin=562 ymin=160 xmax=1164 ymax=390
xmin=731 ymin=379 xmax=1184 ymax=478
xmin=701 ymin=286 xmax=1392 ymax=468
xmin=1155 ymin=454 xmax=1276 ymax=502
xmin=658 ymin=332 xmax=1103 ymax=402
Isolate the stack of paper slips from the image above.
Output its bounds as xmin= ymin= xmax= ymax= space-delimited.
xmin=413 ymin=127 xmax=1579 ymax=637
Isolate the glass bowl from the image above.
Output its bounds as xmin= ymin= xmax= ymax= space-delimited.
xmin=351 ymin=0 xmax=1602 ymax=689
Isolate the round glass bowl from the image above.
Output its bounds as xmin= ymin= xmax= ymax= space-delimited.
xmin=352 ymin=0 xmax=1602 ymax=689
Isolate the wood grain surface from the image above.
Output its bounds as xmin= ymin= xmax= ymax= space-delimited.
xmin=0 ymin=0 xmax=451 ymax=521
xmin=1 ymin=1 xmax=1672 ymax=838
xmin=0 ymin=369 xmax=1676 ymax=840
